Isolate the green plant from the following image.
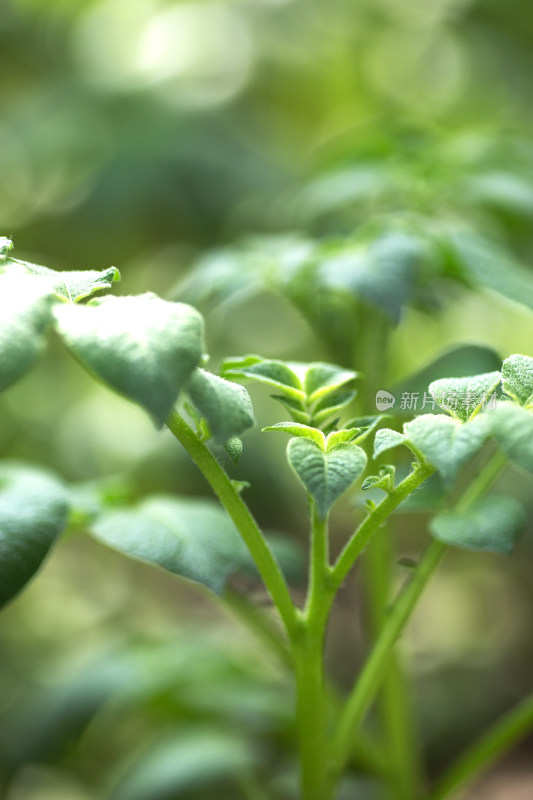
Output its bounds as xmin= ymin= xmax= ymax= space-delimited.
xmin=1 ymin=235 xmax=533 ymax=800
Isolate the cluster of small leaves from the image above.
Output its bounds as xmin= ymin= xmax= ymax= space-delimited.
xmin=222 ymin=354 xmax=358 ymax=428
xmin=372 ymin=354 xmax=533 ymax=554
xmin=0 ymin=237 xmax=255 ymax=447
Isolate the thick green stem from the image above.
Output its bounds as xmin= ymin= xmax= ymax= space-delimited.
xmin=427 ymin=693 xmax=533 ymax=800
xmin=293 ymin=503 xmax=334 ymax=800
xmin=332 ymin=462 xmax=436 ymax=591
xmin=166 ymin=410 xmax=299 ymax=637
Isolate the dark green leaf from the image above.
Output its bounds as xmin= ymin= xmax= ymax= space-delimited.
xmin=185 ymin=368 xmax=255 ymax=444
xmin=429 ymin=495 xmax=526 ymax=554
xmin=90 ymin=496 xmax=252 ymax=595
xmin=287 ymin=438 xmax=367 ymax=518
xmin=54 ymin=294 xmax=204 ymax=427
xmin=224 ymin=437 xmax=243 ymax=465
xmin=316 ymin=229 xmax=424 ymax=322
xmin=0 ymin=464 xmax=70 ymax=607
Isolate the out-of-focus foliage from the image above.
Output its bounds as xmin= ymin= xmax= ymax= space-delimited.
xmin=3 ymin=0 xmax=533 ymax=797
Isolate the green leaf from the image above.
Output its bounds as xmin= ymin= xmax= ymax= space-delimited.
xmin=391 ymin=344 xmax=502 ymax=415
xmin=109 ymin=729 xmax=257 ymax=800
xmin=373 ymin=428 xmax=407 ymax=459
xmin=316 ymin=229 xmax=424 ymax=323
xmin=304 ymin=363 xmax=358 ymax=404
xmin=490 ymin=403 xmax=533 ymax=473
xmin=222 ymin=355 xmax=305 ymax=401
xmin=7 ymin=256 xmax=120 ymax=302
xmin=325 ymin=428 xmax=362 ymax=449
xmin=0 ymin=464 xmax=70 ymax=607
xmin=347 ymin=415 xmax=389 ymax=444
xmin=445 ymin=231 xmax=533 ymax=312
xmin=501 ymin=354 xmax=533 ymax=406
xmin=262 ymin=422 xmax=326 ymax=448
xmin=429 ymin=495 xmax=526 ymax=554
xmin=287 ymin=438 xmax=367 ymax=518
xmin=224 ymin=437 xmax=243 ymax=465
xmin=0 ymin=272 xmax=56 ymax=392
xmin=429 ymin=371 xmax=501 ymax=422
xmin=185 ymin=368 xmax=255 ymax=444
xmin=54 ymin=294 xmax=204 ymax=427
xmin=311 ymin=390 xmax=357 ymax=426
xmin=223 ymin=354 xmax=358 ymax=426
xmin=404 ymin=414 xmax=491 ymax=484
xmin=90 ymin=496 xmax=252 ymax=595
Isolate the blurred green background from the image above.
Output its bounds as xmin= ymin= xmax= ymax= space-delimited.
xmin=1 ymin=0 xmax=533 ymax=797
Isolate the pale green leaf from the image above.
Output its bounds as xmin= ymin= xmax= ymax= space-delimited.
xmin=373 ymin=428 xmax=407 ymax=459
xmin=0 ymin=464 xmax=70 ymax=607
xmin=347 ymin=415 xmax=389 ymax=444
xmin=54 ymin=294 xmax=204 ymax=426
xmin=7 ymin=256 xmax=120 ymax=302
xmin=90 ymin=496 xmax=251 ymax=595
xmin=404 ymin=414 xmax=491 ymax=484
xmin=325 ymin=428 xmax=361 ymax=449
xmin=222 ymin=355 xmax=305 ymax=401
xmin=311 ymin=390 xmax=356 ymax=425
xmin=0 ymin=236 xmax=13 ymax=260
xmin=429 ymin=371 xmax=501 ymax=422
xmin=263 ymin=422 xmax=325 ymax=448
xmin=0 ymin=272 xmax=56 ymax=392
xmin=185 ymin=368 xmax=255 ymax=444
xmin=109 ymin=729 xmax=257 ymax=800
xmin=429 ymin=495 xmax=526 ymax=554
xmin=304 ymin=363 xmax=358 ymax=404
xmin=490 ymin=403 xmax=533 ymax=473
xmin=287 ymin=438 xmax=367 ymax=518
xmin=501 ymin=354 xmax=533 ymax=406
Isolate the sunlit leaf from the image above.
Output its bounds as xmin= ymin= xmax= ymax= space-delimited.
xmin=287 ymin=438 xmax=367 ymax=518
xmin=373 ymin=428 xmax=407 ymax=459
xmin=54 ymin=294 xmax=204 ymax=427
xmin=501 ymin=354 xmax=533 ymax=406
xmin=262 ymin=422 xmax=326 ymax=448
xmin=6 ymin=254 xmax=119 ymax=302
xmin=428 ymin=371 xmax=501 ymax=422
